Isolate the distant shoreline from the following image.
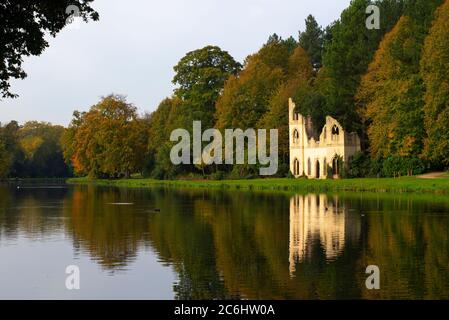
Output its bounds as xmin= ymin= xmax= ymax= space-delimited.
xmin=2 ymin=178 xmax=69 ymax=183
xmin=66 ymin=176 xmax=449 ymax=194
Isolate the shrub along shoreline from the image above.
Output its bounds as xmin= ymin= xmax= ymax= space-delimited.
xmin=67 ymin=176 xmax=449 ymax=194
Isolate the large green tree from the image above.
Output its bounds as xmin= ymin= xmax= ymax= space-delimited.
xmin=173 ymin=46 xmax=241 ymax=128
xmin=299 ymin=15 xmax=324 ymax=69
xmin=0 ymin=0 xmax=98 ymax=98
xmin=144 ymin=46 xmax=241 ymax=179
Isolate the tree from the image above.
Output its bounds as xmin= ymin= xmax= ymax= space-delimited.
xmin=322 ymin=0 xmax=405 ymax=132
xmin=357 ymin=16 xmax=425 ymax=159
xmin=404 ymin=0 xmax=444 ymax=31
xmin=299 ymin=15 xmax=324 ymax=69
xmin=146 ymin=46 xmax=241 ymax=179
xmin=145 ymin=97 xmax=185 ymax=178
xmin=0 ymin=0 xmax=99 ymax=98
xmin=146 ymin=99 xmax=175 ymax=157
xmin=62 ymin=95 xmax=147 ymax=178
xmin=258 ymin=46 xmax=314 ymax=164
xmin=215 ymin=38 xmax=295 ymax=130
xmin=0 ymin=136 xmax=11 ymax=178
xmin=0 ymin=121 xmax=24 ymax=177
xmin=267 ymin=33 xmax=297 ymax=53
xmin=172 ymin=46 xmax=241 ymax=128
xmin=0 ymin=120 xmax=70 ymax=178
xmin=420 ymin=0 xmax=449 ymax=166
xmin=356 ymin=0 xmax=444 ymax=162
xmin=18 ymin=121 xmax=70 ymax=177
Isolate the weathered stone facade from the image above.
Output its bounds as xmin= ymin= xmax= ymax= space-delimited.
xmin=289 ymin=98 xmax=361 ymax=179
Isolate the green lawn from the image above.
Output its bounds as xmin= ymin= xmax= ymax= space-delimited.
xmin=67 ymin=176 xmax=449 ymax=194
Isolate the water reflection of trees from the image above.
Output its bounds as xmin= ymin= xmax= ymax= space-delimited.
xmin=146 ymin=191 xmax=449 ymax=299
xmin=1 ymin=184 xmax=449 ymax=299
xmin=355 ymin=195 xmax=449 ymax=299
xmin=147 ymin=191 xmax=364 ymax=299
xmin=0 ymin=185 xmax=67 ymax=239
xmin=62 ymin=185 xmax=153 ymax=270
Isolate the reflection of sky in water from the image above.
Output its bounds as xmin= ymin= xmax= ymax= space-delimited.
xmin=0 ymin=185 xmax=175 ymax=300
xmin=0 ymin=235 xmax=175 ymax=300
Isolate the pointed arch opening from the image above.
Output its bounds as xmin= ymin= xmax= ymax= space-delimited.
xmin=332 ymin=156 xmax=340 ymax=176
xmin=293 ymin=158 xmax=300 ymax=176
xmin=323 ymin=157 xmax=327 ymax=177
xmin=307 ymin=158 xmax=311 ymax=176
xmin=331 ymin=125 xmax=340 ymax=142
xmin=332 ymin=125 xmax=340 ymax=135
xmin=293 ymin=129 xmax=300 ymax=144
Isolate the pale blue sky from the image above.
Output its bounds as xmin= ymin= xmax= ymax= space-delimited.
xmin=0 ymin=0 xmax=351 ymax=126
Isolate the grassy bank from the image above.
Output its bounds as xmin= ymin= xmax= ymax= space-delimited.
xmin=67 ymin=176 xmax=449 ymax=194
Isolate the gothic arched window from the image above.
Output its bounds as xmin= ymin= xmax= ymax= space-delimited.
xmin=332 ymin=125 xmax=340 ymax=135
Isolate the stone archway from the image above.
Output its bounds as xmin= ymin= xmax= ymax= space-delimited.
xmin=315 ymin=160 xmax=320 ymax=179
xmin=332 ymin=157 xmax=339 ymax=176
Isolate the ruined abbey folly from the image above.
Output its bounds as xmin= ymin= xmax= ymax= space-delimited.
xmin=289 ymin=98 xmax=361 ymax=179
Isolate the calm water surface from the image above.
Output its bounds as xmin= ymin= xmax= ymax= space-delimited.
xmin=0 ymin=183 xmax=448 ymax=299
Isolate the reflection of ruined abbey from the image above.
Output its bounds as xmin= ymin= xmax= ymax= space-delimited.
xmin=289 ymin=194 xmax=361 ymax=276
xmin=289 ymin=98 xmax=361 ymax=179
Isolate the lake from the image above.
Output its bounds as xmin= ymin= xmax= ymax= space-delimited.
xmin=0 ymin=182 xmax=448 ymax=299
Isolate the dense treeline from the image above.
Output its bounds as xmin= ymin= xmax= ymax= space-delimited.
xmin=138 ymin=0 xmax=449 ymax=180
xmin=2 ymin=0 xmax=449 ymax=179
xmin=0 ymin=121 xmax=71 ymax=178
xmin=355 ymin=0 xmax=446 ymax=177
xmin=420 ymin=0 xmax=449 ymax=168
